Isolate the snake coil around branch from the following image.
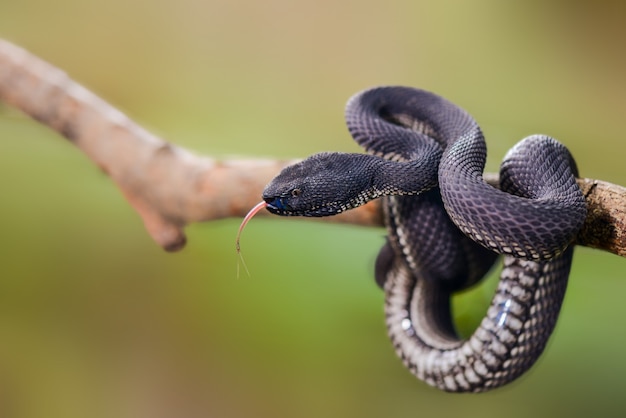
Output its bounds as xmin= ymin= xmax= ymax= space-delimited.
xmin=253 ymin=86 xmax=588 ymax=392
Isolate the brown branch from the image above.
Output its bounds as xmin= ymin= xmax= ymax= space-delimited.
xmin=1 ymin=39 xmax=624 ymax=257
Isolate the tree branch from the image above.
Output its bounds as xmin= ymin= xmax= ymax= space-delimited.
xmin=1 ymin=39 xmax=624 ymax=257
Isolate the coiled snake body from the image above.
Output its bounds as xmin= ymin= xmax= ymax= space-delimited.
xmin=257 ymin=86 xmax=587 ymax=392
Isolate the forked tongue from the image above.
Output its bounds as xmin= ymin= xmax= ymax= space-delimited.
xmin=236 ymin=201 xmax=268 ymax=253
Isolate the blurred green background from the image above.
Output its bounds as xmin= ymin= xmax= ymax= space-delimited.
xmin=1 ymin=1 xmax=626 ymax=417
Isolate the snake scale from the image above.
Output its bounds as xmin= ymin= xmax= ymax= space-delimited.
xmin=245 ymin=86 xmax=587 ymax=392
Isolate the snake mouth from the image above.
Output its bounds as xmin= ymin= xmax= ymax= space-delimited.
xmin=264 ymin=197 xmax=294 ymax=214
xmin=264 ymin=197 xmax=334 ymax=217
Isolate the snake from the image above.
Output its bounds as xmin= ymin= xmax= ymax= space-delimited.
xmin=240 ymin=86 xmax=587 ymax=392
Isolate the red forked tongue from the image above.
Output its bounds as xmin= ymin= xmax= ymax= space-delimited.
xmin=236 ymin=201 xmax=268 ymax=253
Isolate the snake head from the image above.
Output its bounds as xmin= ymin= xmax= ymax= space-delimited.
xmin=262 ymin=152 xmax=379 ymax=217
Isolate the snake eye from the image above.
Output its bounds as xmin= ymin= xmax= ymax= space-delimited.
xmin=291 ymin=188 xmax=302 ymax=197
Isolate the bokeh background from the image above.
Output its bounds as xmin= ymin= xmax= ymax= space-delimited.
xmin=1 ymin=1 xmax=626 ymax=417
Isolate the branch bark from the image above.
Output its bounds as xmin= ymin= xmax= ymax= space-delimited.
xmin=1 ymin=39 xmax=624 ymax=257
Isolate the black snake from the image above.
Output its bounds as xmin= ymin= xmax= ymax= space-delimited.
xmin=241 ymin=86 xmax=587 ymax=392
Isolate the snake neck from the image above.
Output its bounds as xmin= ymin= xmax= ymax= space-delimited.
xmin=370 ymin=145 xmax=443 ymax=198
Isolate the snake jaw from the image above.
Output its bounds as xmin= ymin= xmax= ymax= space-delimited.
xmin=264 ymin=198 xmax=331 ymax=217
xmin=264 ymin=196 xmax=295 ymax=214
